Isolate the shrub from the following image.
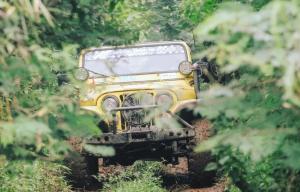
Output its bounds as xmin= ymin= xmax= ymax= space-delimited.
xmin=103 ymin=161 xmax=166 ymax=192
xmin=0 ymin=160 xmax=71 ymax=192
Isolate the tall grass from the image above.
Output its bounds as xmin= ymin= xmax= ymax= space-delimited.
xmin=103 ymin=161 xmax=166 ymax=192
xmin=0 ymin=160 xmax=71 ymax=192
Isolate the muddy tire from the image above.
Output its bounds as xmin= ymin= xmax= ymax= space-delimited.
xmin=188 ymin=119 xmax=216 ymax=187
xmin=64 ymin=137 xmax=99 ymax=188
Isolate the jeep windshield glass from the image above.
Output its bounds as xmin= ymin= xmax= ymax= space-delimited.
xmin=83 ymin=44 xmax=187 ymax=77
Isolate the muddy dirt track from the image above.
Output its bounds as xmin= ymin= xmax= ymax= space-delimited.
xmin=70 ymin=120 xmax=225 ymax=191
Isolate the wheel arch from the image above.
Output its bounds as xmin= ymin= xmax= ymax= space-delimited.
xmin=173 ymin=99 xmax=203 ymax=125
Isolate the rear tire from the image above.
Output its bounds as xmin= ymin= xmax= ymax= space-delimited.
xmin=188 ymin=119 xmax=216 ymax=187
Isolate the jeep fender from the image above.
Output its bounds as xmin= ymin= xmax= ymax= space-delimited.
xmin=172 ymin=99 xmax=203 ymax=124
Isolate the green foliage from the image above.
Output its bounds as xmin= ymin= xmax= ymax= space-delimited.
xmin=227 ymin=183 xmax=242 ymax=192
xmin=181 ymin=0 xmax=222 ymax=25
xmin=83 ymin=144 xmax=115 ymax=157
xmin=110 ymin=0 xmax=192 ymax=42
xmin=181 ymin=0 xmax=270 ymax=26
xmin=195 ymin=1 xmax=300 ymax=105
xmin=192 ymin=0 xmax=300 ymax=191
xmin=0 ymin=0 xmax=101 ymax=161
xmin=0 ymin=159 xmax=71 ymax=192
xmin=103 ymin=161 xmax=166 ymax=192
xmin=1 ymin=0 xmax=300 ymax=191
xmin=38 ymin=0 xmax=130 ymax=47
xmin=195 ymin=80 xmax=299 ymax=161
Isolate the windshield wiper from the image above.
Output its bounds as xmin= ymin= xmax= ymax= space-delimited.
xmin=86 ymin=69 xmax=109 ymax=78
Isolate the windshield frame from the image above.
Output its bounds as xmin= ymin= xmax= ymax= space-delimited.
xmin=81 ymin=42 xmax=189 ymax=77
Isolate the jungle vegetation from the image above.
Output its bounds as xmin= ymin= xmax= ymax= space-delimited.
xmin=0 ymin=0 xmax=299 ymax=191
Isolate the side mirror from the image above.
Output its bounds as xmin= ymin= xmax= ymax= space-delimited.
xmin=192 ymin=60 xmax=208 ymax=71
xmin=192 ymin=60 xmax=208 ymax=98
xmin=74 ymin=67 xmax=89 ymax=81
xmin=178 ymin=60 xmax=208 ymax=76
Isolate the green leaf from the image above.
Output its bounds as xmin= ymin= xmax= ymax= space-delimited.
xmin=83 ymin=144 xmax=115 ymax=157
xmin=196 ymin=128 xmax=296 ymax=161
xmin=205 ymin=162 xmax=217 ymax=171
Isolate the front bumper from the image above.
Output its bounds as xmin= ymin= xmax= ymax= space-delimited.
xmin=84 ymin=126 xmax=195 ymax=165
xmin=85 ymin=126 xmax=195 ymax=145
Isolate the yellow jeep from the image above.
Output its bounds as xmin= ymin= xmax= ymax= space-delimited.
xmin=71 ymin=41 xmax=214 ymax=186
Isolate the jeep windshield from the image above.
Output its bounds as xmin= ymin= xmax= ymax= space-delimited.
xmin=83 ymin=44 xmax=188 ymax=77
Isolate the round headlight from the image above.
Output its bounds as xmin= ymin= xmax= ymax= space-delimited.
xmin=156 ymin=93 xmax=173 ymax=109
xmin=74 ymin=67 xmax=89 ymax=81
xmin=178 ymin=61 xmax=193 ymax=75
xmin=102 ymin=96 xmax=119 ymax=112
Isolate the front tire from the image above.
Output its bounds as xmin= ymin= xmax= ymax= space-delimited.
xmin=188 ymin=119 xmax=216 ymax=187
xmin=65 ymin=137 xmax=99 ymax=188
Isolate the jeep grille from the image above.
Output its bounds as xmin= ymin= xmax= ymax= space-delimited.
xmin=121 ymin=93 xmax=154 ymax=130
